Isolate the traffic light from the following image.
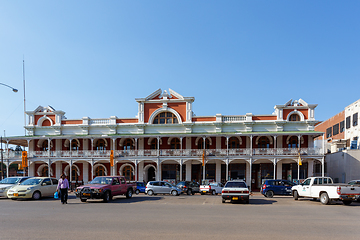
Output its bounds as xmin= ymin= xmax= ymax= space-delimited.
xmin=110 ymin=150 xmax=114 ymax=167
xmin=22 ymin=151 xmax=28 ymax=168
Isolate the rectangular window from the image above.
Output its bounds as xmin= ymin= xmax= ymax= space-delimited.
xmin=353 ymin=112 xmax=358 ymax=126
xmin=333 ymin=124 xmax=339 ymax=136
xmin=340 ymin=121 xmax=345 ymax=133
xmin=326 ymin=127 xmax=332 ymax=138
xmin=346 ymin=116 xmax=351 ymax=129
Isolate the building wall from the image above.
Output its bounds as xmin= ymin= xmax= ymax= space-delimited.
xmin=315 ymin=110 xmax=345 ymax=142
xmin=326 ymin=149 xmax=360 ymax=183
xmin=345 ymin=99 xmax=360 ymax=149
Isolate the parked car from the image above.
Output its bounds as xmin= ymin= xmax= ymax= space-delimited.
xmin=222 ymin=180 xmax=250 ymax=204
xmin=135 ymin=182 xmax=146 ymax=194
xmin=7 ymin=177 xmax=58 ymax=200
xmin=200 ymin=182 xmax=223 ymax=195
xmin=0 ymin=177 xmax=30 ymax=198
xmin=145 ymin=181 xmax=182 ymax=196
xmin=292 ymin=177 xmax=360 ymax=205
xmin=348 ymin=180 xmax=360 ymax=202
xmin=176 ymin=181 xmax=200 ymax=195
xmin=261 ymin=179 xmax=296 ymax=198
xmin=75 ymin=176 xmax=136 ymax=202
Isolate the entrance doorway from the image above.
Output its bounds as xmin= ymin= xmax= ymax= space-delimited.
xmin=148 ymin=167 xmax=155 ymax=182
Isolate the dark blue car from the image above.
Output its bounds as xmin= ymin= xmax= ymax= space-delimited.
xmin=135 ymin=182 xmax=146 ymax=194
xmin=261 ymin=179 xmax=295 ymax=198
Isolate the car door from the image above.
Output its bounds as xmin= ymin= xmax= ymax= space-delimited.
xmin=282 ymin=180 xmax=293 ymax=195
xmin=300 ymin=178 xmax=311 ymax=197
xmin=151 ymin=182 xmax=161 ymax=194
xmin=111 ymin=177 xmax=122 ymax=195
xmin=164 ymin=182 xmax=173 ymax=194
xmin=40 ymin=178 xmax=53 ymax=197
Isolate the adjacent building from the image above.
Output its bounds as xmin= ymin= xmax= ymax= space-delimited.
xmin=1 ymin=89 xmax=325 ymax=190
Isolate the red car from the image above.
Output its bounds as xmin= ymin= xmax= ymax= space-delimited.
xmin=75 ymin=176 xmax=136 ymax=202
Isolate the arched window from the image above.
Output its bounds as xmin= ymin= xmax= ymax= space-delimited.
xmin=289 ymin=114 xmax=300 ymax=121
xmin=229 ymin=137 xmax=240 ymax=149
xmin=153 ymin=112 xmax=178 ymax=124
xmin=96 ymin=139 xmax=106 ymax=151
xmin=123 ymin=166 xmax=133 ymax=181
xmin=170 ymin=138 xmax=180 ymax=149
xmin=123 ymin=139 xmax=134 ymax=150
xmin=71 ymin=140 xmax=79 ymax=151
xmin=258 ymin=137 xmax=270 ymax=148
xmin=150 ymin=139 xmax=158 ymax=149
xmin=198 ymin=138 xmax=210 ymax=149
xmin=95 ymin=166 xmax=105 ymax=176
xmin=41 ymin=141 xmax=49 ymax=151
xmin=288 ymin=136 xmax=298 ymax=148
xmin=41 ymin=166 xmax=48 ymax=177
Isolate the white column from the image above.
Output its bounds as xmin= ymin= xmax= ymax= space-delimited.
xmin=157 ymin=159 xmax=161 ymax=181
xmin=69 ymin=160 xmax=73 ymax=183
xmin=322 ymin=157 xmax=325 ymax=177
xmin=29 ymin=161 xmax=35 ymax=177
xmin=216 ymin=160 xmax=221 ymax=182
xmin=273 ymin=158 xmax=276 ymax=179
xmin=6 ymin=163 xmax=9 ymax=178
xmin=186 ymin=161 xmax=192 ymax=181
xmin=308 ymin=160 xmax=314 ymax=177
xmin=179 ymin=160 xmax=183 ymax=182
xmin=246 ymin=160 xmax=251 ymax=187
xmin=138 ymin=161 xmax=144 ymax=182
xmin=135 ymin=160 xmax=138 ymax=181
xmin=276 ymin=161 xmax=282 ymax=180
xmin=225 ymin=159 xmax=229 ymax=181
xmin=249 ymin=159 xmax=252 ymax=192
xmin=83 ymin=162 xmax=89 ymax=183
xmin=48 ymin=159 xmax=51 ymax=177
xmin=56 ymin=161 xmax=61 ymax=179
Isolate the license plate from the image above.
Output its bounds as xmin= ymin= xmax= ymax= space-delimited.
xmin=14 ymin=193 xmax=19 ymax=197
xmin=202 ymin=191 xmax=206 ymax=193
xmin=232 ymin=197 xmax=238 ymax=201
xmin=82 ymin=193 xmax=90 ymax=197
xmin=348 ymin=195 xmax=354 ymax=198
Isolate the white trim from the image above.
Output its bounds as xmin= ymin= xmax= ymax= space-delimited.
xmin=286 ymin=110 xmax=305 ymax=121
xmin=147 ymin=137 xmax=162 ymax=146
xmin=64 ymin=139 xmax=80 ymax=148
xmin=119 ymin=138 xmax=135 ymax=147
xmin=93 ymin=163 xmax=108 ymax=176
xmin=37 ymin=116 xmax=54 ymax=127
xmin=195 ymin=137 xmax=213 ymax=146
xmin=119 ymin=163 xmax=134 ymax=176
xmin=286 ymin=135 xmax=305 ymax=145
xmin=255 ymin=136 xmax=273 ymax=145
xmin=94 ymin=138 xmax=108 ymax=147
xmin=64 ymin=164 xmax=80 ymax=176
xmin=148 ymin=107 xmax=183 ymax=124
xmin=37 ymin=163 xmax=53 ymax=176
xmin=229 ymin=136 xmax=243 ymax=145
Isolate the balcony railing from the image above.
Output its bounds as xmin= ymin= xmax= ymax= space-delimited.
xmin=3 ymin=148 xmax=323 ymax=159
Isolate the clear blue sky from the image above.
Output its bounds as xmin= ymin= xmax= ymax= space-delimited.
xmin=1 ymin=1 xmax=359 ymax=138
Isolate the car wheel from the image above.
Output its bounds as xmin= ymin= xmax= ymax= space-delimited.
xmin=293 ymin=190 xmax=299 ymax=200
xmin=187 ymin=189 xmax=192 ymax=195
xmin=103 ymin=191 xmax=111 ymax=203
xmin=135 ymin=189 xmax=140 ymax=195
xmin=222 ymin=198 xmax=225 ymax=203
xmin=201 ymin=192 xmax=205 ymax=195
xmin=320 ymin=192 xmax=330 ymax=205
xmin=266 ymin=191 xmax=274 ymax=198
xmin=32 ymin=191 xmax=41 ymax=200
xmin=147 ymin=190 xmax=154 ymax=196
xmin=80 ymin=199 xmax=87 ymax=202
xmin=171 ymin=190 xmax=178 ymax=196
xmin=342 ymin=200 xmax=352 ymax=206
xmin=211 ymin=190 xmax=216 ymax=195
xmin=126 ymin=189 xmax=133 ymax=199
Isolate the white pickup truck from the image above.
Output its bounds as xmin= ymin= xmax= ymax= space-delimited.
xmin=200 ymin=182 xmax=223 ymax=195
xmin=292 ymin=177 xmax=360 ymax=205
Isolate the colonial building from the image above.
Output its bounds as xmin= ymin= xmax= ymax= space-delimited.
xmin=1 ymin=89 xmax=325 ymax=190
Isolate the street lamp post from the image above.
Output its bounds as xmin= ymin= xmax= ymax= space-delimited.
xmin=1 ymin=82 xmax=18 ymax=180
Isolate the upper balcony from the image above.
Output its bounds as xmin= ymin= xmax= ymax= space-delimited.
xmin=4 ymin=147 xmax=323 ymax=160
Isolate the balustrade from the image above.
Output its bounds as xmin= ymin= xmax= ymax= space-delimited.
xmin=5 ymin=147 xmax=323 ymax=159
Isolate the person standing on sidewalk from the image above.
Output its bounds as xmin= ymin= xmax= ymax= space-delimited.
xmin=57 ymin=174 xmax=69 ymax=204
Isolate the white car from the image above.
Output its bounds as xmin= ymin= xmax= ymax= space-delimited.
xmin=0 ymin=177 xmax=30 ymax=198
xmin=200 ymin=182 xmax=223 ymax=195
xmin=221 ymin=180 xmax=250 ymax=204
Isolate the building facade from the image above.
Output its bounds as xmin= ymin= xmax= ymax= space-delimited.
xmin=1 ymin=89 xmax=325 ymax=190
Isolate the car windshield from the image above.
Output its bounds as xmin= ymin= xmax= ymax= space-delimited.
xmin=0 ymin=178 xmax=21 ymax=184
xmin=137 ymin=182 xmax=144 ymax=187
xmin=20 ymin=178 xmax=42 ymax=186
xmin=225 ymin=182 xmax=247 ymax=188
xmin=90 ymin=177 xmax=113 ymax=185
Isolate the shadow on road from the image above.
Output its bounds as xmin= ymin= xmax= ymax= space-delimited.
xmin=249 ymin=198 xmax=277 ymax=205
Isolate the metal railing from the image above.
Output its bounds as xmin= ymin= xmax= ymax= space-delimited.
xmin=4 ymin=147 xmax=324 ymax=159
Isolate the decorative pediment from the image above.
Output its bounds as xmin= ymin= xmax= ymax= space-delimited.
xmin=144 ymin=88 xmax=186 ymax=101
xmin=283 ymin=99 xmax=308 ymax=107
xmin=34 ymin=105 xmax=56 ymax=113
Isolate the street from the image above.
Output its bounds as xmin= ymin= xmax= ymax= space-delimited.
xmin=0 ymin=193 xmax=359 ymax=240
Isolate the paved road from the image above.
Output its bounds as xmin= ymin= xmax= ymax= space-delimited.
xmin=0 ymin=193 xmax=359 ymax=240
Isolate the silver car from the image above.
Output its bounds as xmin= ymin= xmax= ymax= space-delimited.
xmin=145 ymin=181 xmax=182 ymax=196
xmin=0 ymin=177 xmax=30 ymax=198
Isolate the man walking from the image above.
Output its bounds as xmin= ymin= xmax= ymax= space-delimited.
xmin=57 ymin=174 xmax=69 ymax=204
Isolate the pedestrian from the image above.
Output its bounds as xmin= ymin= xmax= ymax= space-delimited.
xmin=57 ymin=174 xmax=69 ymax=204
